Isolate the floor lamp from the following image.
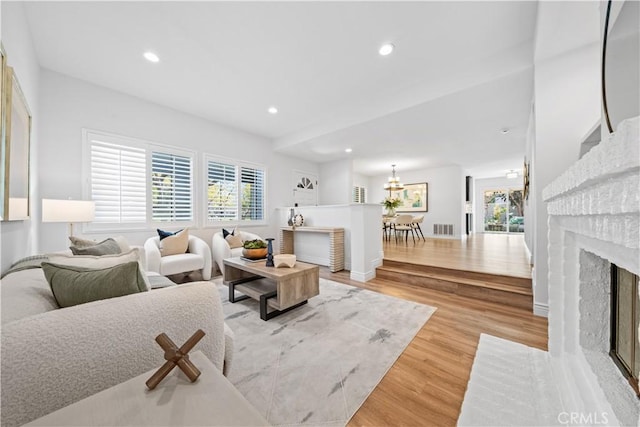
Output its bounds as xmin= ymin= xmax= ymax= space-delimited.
xmin=42 ymin=199 xmax=96 ymax=238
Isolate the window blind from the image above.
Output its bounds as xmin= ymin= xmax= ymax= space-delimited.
xmin=353 ymin=186 xmax=367 ymax=203
xmin=207 ymin=160 xmax=238 ymax=221
xmin=240 ymin=166 xmax=265 ymax=221
xmin=151 ymin=152 xmax=193 ymax=222
xmin=90 ymin=139 xmax=146 ymax=223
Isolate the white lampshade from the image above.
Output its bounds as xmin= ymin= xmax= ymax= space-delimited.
xmin=42 ymin=199 xmax=95 ymax=223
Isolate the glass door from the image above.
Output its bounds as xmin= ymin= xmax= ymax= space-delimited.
xmin=483 ymin=188 xmax=524 ymax=233
xmin=508 ymin=189 xmax=524 ymax=233
xmin=484 ymin=190 xmax=508 ymax=232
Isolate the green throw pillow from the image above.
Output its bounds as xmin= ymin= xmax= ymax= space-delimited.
xmin=42 ymin=261 xmax=148 ymax=308
xmin=70 ymin=238 xmax=122 ymax=256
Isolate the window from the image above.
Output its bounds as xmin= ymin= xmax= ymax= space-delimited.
xmin=85 ymin=130 xmax=194 ymax=228
xmin=151 ymin=151 xmax=193 ymax=222
xmin=206 ymin=156 xmax=265 ymax=224
xmin=241 ymin=166 xmax=265 ymax=220
xmin=353 ymin=186 xmax=367 ymax=203
xmin=90 ymin=139 xmax=146 ymax=224
xmin=207 ymin=160 xmax=237 ymax=221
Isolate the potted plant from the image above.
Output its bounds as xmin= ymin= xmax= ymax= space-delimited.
xmin=382 ymin=196 xmax=402 ymax=216
xmin=242 ymin=239 xmax=268 ymax=260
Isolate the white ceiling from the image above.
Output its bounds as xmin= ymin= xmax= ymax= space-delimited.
xmin=23 ymin=1 xmax=538 ymax=177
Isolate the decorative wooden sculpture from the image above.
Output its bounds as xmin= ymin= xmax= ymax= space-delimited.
xmin=146 ymin=329 xmax=206 ymax=390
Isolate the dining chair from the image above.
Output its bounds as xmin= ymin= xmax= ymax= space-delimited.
xmin=392 ymin=214 xmax=416 ymax=243
xmin=411 ymin=214 xmax=425 ymax=240
xmin=382 ymin=216 xmax=395 ymax=241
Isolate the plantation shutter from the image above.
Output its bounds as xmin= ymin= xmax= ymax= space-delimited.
xmin=353 ymin=186 xmax=366 ymax=203
xmin=240 ymin=166 xmax=265 ymax=221
xmin=151 ymin=151 xmax=193 ymax=222
xmin=207 ymin=160 xmax=238 ymax=221
xmin=90 ymin=139 xmax=146 ymax=223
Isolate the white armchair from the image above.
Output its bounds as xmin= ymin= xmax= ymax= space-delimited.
xmin=144 ymin=235 xmax=212 ymax=280
xmin=212 ymin=230 xmax=263 ymax=277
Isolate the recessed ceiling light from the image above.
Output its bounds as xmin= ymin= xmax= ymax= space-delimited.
xmin=345 ymin=148 xmax=353 ymax=153
xmin=379 ymin=43 xmax=395 ymax=56
xmin=268 ymin=106 xmax=278 ymax=114
xmin=501 ymin=128 xmax=510 ymax=134
xmin=143 ymin=51 xmax=159 ymax=63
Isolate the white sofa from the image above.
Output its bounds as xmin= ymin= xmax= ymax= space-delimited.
xmin=212 ymin=230 xmax=263 ymax=277
xmin=0 ymin=267 xmax=234 ymax=427
xmin=145 ymin=235 xmax=212 ymax=280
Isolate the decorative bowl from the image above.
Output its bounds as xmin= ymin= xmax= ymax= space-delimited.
xmin=242 ymin=248 xmax=268 ymax=260
xmin=274 ymin=254 xmax=296 ymax=268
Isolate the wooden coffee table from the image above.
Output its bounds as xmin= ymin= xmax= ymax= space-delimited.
xmin=223 ymin=257 xmax=319 ymax=321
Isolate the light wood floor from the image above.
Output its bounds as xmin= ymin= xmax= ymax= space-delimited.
xmin=320 ymin=233 xmax=545 ymax=426
xmin=383 ymin=233 xmax=532 ymax=279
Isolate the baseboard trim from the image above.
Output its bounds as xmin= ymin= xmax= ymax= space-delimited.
xmin=524 ymin=242 xmax=533 ymax=265
xmin=534 ymin=302 xmax=549 ymax=318
xmin=295 ymin=255 xmax=329 ymax=267
xmin=350 ymin=269 xmax=376 ymax=283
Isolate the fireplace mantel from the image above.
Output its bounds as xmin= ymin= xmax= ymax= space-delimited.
xmin=543 ymin=116 xmax=640 ymax=425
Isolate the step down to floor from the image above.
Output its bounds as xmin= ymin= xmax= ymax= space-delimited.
xmin=377 ymin=261 xmax=532 ymax=310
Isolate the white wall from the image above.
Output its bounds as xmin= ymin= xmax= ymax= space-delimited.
xmin=473 ymin=176 xmax=524 ymax=233
xmin=531 ymin=1 xmax=601 ymax=316
xmin=0 ymin=2 xmax=41 ymax=273
xmin=37 ymin=70 xmax=318 ymax=254
xmin=370 ymin=165 xmax=465 ymax=238
xmin=523 ymin=103 xmax=535 ymax=264
xmin=318 ymin=160 xmax=352 ymax=205
xmin=276 ymin=203 xmax=383 ymax=281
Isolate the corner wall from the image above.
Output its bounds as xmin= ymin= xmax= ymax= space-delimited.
xmin=318 ymin=160 xmax=352 ymax=205
xmin=531 ymin=1 xmax=601 ymax=316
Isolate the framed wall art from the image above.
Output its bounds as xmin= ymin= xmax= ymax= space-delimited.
xmin=397 ymin=183 xmax=428 ymax=212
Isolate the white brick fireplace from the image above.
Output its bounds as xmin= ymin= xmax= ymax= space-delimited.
xmin=543 ymin=116 xmax=640 ymax=425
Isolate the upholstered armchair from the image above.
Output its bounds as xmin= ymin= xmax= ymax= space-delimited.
xmin=144 ymin=235 xmax=212 ymax=280
xmin=212 ymin=230 xmax=263 ymax=277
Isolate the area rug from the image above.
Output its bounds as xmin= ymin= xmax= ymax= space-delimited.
xmin=457 ymin=334 xmax=564 ymax=427
xmin=216 ymin=278 xmax=435 ymax=426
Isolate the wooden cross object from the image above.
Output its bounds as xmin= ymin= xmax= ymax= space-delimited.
xmin=146 ymin=329 xmax=206 ymax=390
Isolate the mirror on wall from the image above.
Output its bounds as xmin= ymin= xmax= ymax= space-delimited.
xmin=0 ymin=45 xmax=5 ymax=220
xmin=1 ymin=51 xmax=32 ymax=221
xmin=602 ymin=0 xmax=640 ymax=133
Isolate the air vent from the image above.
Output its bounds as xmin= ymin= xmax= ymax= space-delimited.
xmin=433 ymin=224 xmax=454 ymax=236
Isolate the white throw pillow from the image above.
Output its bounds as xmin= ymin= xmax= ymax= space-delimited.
xmin=47 ymin=248 xmax=151 ymax=290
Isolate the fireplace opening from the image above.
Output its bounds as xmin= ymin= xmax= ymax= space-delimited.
xmin=611 ymin=264 xmax=640 ymax=397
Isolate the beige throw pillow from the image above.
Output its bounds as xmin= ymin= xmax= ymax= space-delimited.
xmin=160 ymin=228 xmax=189 ymax=256
xmin=225 ymin=234 xmax=243 ymax=249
